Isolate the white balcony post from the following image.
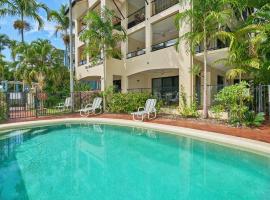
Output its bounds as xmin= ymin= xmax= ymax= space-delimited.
xmin=145 ymin=1 xmax=152 ymax=54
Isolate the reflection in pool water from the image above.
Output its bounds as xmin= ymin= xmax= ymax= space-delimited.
xmin=0 ymin=124 xmax=270 ymax=200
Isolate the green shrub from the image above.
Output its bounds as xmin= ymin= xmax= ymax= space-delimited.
xmin=210 ymin=104 xmax=224 ymax=119
xmin=243 ymin=112 xmax=265 ymax=127
xmin=212 ymin=82 xmax=264 ymax=126
xmin=107 ymin=92 xmax=162 ymax=113
xmin=0 ymin=93 xmax=7 ymax=122
xmin=178 ymin=86 xmax=199 ymax=118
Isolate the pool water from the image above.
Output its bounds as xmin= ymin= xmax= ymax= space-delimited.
xmin=0 ymin=124 xmax=269 ymax=200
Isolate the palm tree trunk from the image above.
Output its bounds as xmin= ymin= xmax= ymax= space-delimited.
xmin=21 ymin=13 xmax=24 ymax=43
xmin=203 ymin=22 xmax=208 ymax=119
xmin=102 ymin=48 xmax=107 ymax=111
xmin=239 ymin=72 xmax=242 ymax=82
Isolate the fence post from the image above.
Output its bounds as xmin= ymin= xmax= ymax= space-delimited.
xmin=35 ymin=89 xmax=38 ymax=118
xmin=258 ymin=84 xmax=263 ymax=112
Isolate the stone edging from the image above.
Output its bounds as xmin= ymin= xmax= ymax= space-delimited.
xmin=0 ymin=118 xmax=270 ymax=156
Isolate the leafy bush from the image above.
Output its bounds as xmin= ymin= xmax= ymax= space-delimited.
xmin=178 ymin=86 xmax=199 ymax=118
xmin=212 ymin=82 xmax=264 ymax=126
xmin=243 ymin=112 xmax=265 ymax=127
xmin=0 ymin=93 xmax=7 ymax=122
xmin=107 ymin=92 xmax=162 ymax=113
xmin=210 ymin=104 xmax=224 ymax=119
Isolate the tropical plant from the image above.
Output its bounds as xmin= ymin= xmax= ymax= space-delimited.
xmin=80 ymin=7 xmax=127 ymax=109
xmin=0 ymin=92 xmax=7 ymax=121
xmin=0 ymin=34 xmax=10 ymax=53
xmin=49 ymin=4 xmax=70 ymax=66
xmin=243 ymin=111 xmax=265 ymax=127
xmin=74 ymin=81 xmax=92 ymax=92
xmin=108 ymin=92 xmax=162 ymax=113
xmin=217 ymin=2 xmax=270 ymax=83
xmin=212 ymin=82 xmax=253 ymax=126
xmin=14 ymin=39 xmax=70 ymax=92
xmin=178 ymin=85 xmax=199 ymax=118
xmin=175 ymin=0 xmax=235 ymax=118
xmin=0 ymin=0 xmax=49 ymax=43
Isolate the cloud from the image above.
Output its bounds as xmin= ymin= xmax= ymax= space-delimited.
xmin=27 ymin=16 xmax=56 ymax=37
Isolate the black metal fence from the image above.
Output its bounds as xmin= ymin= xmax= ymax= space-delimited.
xmin=252 ymin=85 xmax=270 ymax=115
xmin=0 ymin=91 xmax=100 ymax=120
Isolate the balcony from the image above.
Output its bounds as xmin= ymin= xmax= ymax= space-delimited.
xmin=78 ymin=60 xmax=87 ymax=66
xmin=128 ymin=7 xmax=145 ymax=29
xmin=196 ymin=40 xmax=228 ymax=53
xmin=85 ymin=59 xmax=103 ymax=69
xmin=127 ymin=48 xmax=146 ymax=59
xmin=151 ymin=0 xmax=179 ymax=16
xmin=152 ymin=38 xmax=177 ymax=51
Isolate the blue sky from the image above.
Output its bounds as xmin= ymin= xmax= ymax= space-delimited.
xmin=0 ymin=0 xmax=68 ymax=60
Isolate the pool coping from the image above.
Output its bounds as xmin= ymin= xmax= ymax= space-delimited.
xmin=0 ymin=118 xmax=270 ymax=156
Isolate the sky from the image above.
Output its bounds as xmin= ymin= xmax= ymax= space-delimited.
xmin=0 ymin=0 xmax=68 ymax=61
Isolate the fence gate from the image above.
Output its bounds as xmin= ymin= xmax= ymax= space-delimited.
xmin=5 ymin=92 xmax=37 ymax=119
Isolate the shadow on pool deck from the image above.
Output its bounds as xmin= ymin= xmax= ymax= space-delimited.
xmin=4 ymin=113 xmax=270 ymax=144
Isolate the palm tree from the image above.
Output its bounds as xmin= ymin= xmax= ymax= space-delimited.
xmin=217 ymin=3 xmax=270 ymax=82
xmin=49 ymin=4 xmax=70 ymax=67
xmin=14 ymin=39 xmax=69 ymax=92
xmin=175 ymin=0 xmax=234 ymax=118
xmin=80 ymin=7 xmax=126 ymax=109
xmin=0 ymin=0 xmax=49 ymax=43
xmin=0 ymin=34 xmax=10 ymax=54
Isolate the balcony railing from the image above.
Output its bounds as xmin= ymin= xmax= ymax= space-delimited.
xmin=195 ymin=40 xmax=228 ymax=53
xmin=78 ymin=60 xmax=87 ymax=66
xmin=85 ymin=59 xmax=103 ymax=69
xmin=151 ymin=0 xmax=179 ymax=16
xmin=151 ymin=38 xmax=178 ymax=51
xmin=127 ymin=48 xmax=146 ymax=59
xmin=128 ymin=7 xmax=145 ymax=29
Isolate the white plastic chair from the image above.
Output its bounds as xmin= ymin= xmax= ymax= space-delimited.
xmin=56 ymin=97 xmax=71 ymax=111
xmin=131 ymin=99 xmax=157 ymax=121
xmin=79 ymin=97 xmax=102 ymax=117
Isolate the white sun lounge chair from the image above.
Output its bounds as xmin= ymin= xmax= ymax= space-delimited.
xmin=131 ymin=99 xmax=157 ymax=121
xmin=56 ymin=97 xmax=72 ymax=111
xmin=79 ymin=97 xmax=102 ymax=117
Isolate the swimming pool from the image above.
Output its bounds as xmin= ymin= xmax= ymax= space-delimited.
xmin=0 ymin=122 xmax=269 ymax=200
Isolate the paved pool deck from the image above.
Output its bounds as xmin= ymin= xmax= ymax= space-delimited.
xmin=4 ymin=113 xmax=270 ymax=144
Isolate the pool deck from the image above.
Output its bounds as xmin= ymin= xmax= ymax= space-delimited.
xmin=4 ymin=113 xmax=270 ymax=144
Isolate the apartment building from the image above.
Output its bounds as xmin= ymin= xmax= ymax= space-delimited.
xmin=69 ymin=0 xmax=229 ymax=105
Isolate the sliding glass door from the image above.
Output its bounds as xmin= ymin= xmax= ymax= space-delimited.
xmin=152 ymin=76 xmax=179 ymax=102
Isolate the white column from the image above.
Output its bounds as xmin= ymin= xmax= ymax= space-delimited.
xmin=74 ymin=19 xmax=79 ymax=80
xmin=145 ymin=1 xmax=152 ymax=54
xmin=178 ymin=2 xmax=193 ymax=104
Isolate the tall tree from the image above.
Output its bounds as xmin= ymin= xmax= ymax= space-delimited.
xmin=175 ymin=0 xmax=234 ymax=118
xmin=80 ymin=7 xmax=126 ymax=109
xmin=0 ymin=0 xmax=49 ymax=43
xmin=217 ymin=2 xmax=270 ymax=83
xmin=49 ymin=4 xmax=70 ymax=67
xmin=14 ymin=39 xmax=69 ymax=92
xmin=0 ymin=34 xmax=10 ymax=54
